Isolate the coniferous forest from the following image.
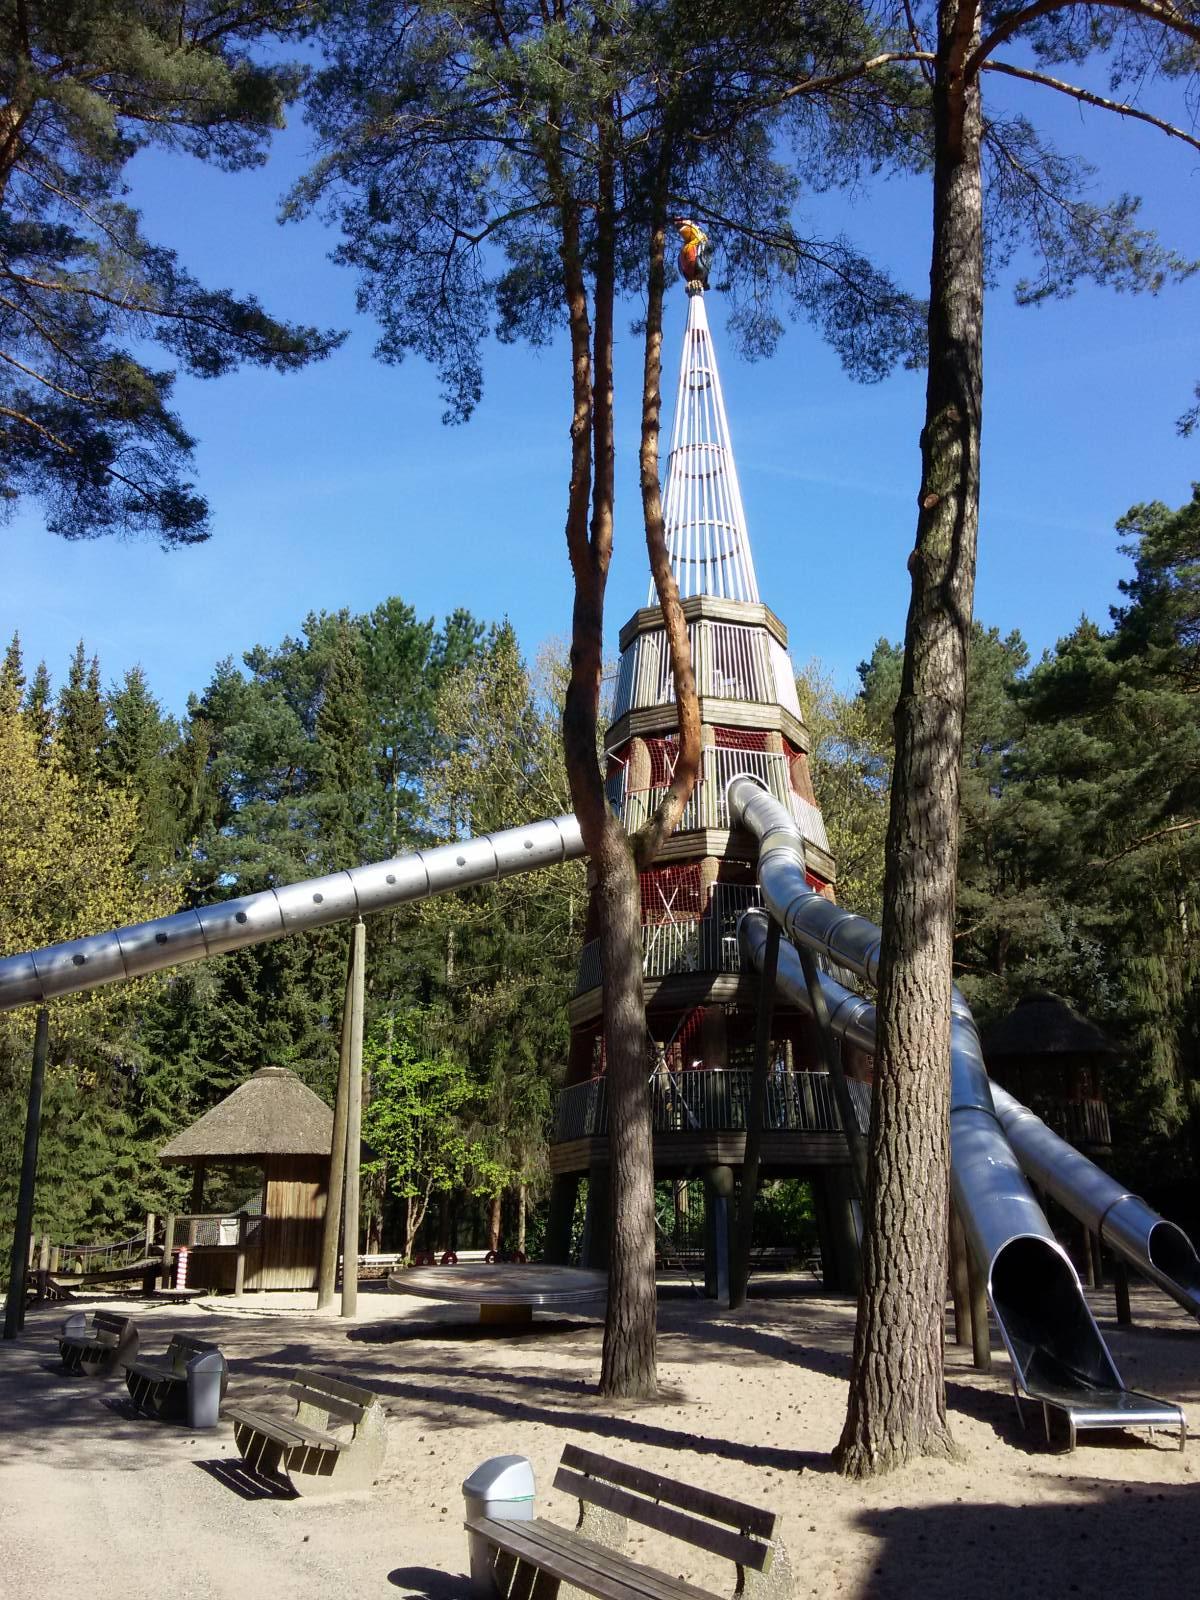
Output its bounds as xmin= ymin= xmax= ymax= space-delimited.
xmin=1 ymin=487 xmax=1196 ymax=1256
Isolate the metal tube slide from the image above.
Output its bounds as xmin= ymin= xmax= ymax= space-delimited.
xmin=738 ymin=906 xmax=1125 ymax=1402
xmin=730 ymin=778 xmax=1157 ymax=1393
xmin=0 ymin=815 xmax=586 ymax=1013
xmin=990 ymin=1084 xmax=1200 ymax=1319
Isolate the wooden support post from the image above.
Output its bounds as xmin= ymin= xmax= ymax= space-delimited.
xmin=144 ymin=1213 xmax=155 ymax=1260
xmin=317 ymin=931 xmax=357 ymax=1309
xmin=730 ymin=918 xmax=779 ymax=1310
xmin=341 ymin=919 xmax=366 ymax=1320
xmin=161 ymin=1213 xmax=175 ymax=1290
xmin=4 ymin=1008 xmax=50 ymax=1340
xmin=49 ymin=1245 xmax=60 ymax=1273
xmin=36 ymin=1234 xmax=50 ymax=1301
xmin=1114 ymin=1259 xmax=1133 ymax=1326
xmin=966 ymin=1243 xmax=992 ymax=1372
xmin=234 ymin=1217 xmax=246 ymax=1299
xmin=949 ymin=1204 xmax=971 ymax=1347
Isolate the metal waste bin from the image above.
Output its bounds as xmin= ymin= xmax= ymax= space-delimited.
xmin=186 ymin=1347 xmax=228 ymax=1430
xmin=463 ymin=1455 xmax=535 ymax=1596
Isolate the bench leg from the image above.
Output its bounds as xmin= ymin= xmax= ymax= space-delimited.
xmin=233 ymin=1422 xmax=286 ymax=1482
xmin=467 ymin=1537 xmax=511 ymax=1599
xmin=737 ymin=1538 xmax=794 ymax=1599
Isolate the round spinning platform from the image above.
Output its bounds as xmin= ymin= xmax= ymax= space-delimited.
xmin=387 ymin=1264 xmax=606 ymax=1325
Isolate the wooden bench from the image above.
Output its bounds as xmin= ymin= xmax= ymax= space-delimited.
xmin=58 ymin=1310 xmax=138 ymax=1377
xmin=124 ymin=1334 xmax=227 ymax=1421
xmin=465 ymin=1444 xmax=791 ymax=1599
xmin=224 ymin=1368 xmax=387 ymax=1496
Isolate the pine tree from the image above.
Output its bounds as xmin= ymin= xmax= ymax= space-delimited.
xmin=57 ymin=642 xmax=106 ymax=789
xmin=0 ymin=633 xmax=24 ymax=714
xmin=0 ymin=0 xmax=343 ymax=544
xmin=23 ymin=661 xmax=54 ymax=760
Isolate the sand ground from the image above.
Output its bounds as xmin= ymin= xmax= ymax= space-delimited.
xmin=1 ymin=1275 xmax=1196 ymax=1600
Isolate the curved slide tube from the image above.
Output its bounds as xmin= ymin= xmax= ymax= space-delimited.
xmin=990 ymin=1084 xmax=1200 ymax=1320
xmin=728 ymin=777 xmax=1187 ymax=1442
xmin=0 ymin=815 xmax=585 ymax=1012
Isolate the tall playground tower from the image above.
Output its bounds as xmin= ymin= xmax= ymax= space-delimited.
xmin=545 ymin=248 xmax=866 ymax=1296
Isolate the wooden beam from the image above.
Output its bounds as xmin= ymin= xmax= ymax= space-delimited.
xmin=341 ymin=919 xmax=366 ymax=1319
xmin=317 ymin=932 xmax=357 ymax=1309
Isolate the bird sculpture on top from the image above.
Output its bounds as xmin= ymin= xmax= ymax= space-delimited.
xmin=675 ymin=217 xmax=712 ymax=292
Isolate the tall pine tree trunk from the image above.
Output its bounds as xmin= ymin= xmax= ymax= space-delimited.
xmin=554 ymin=126 xmax=657 ymax=1398
xmin=835 ymin=0 xmax=982 ymax=1479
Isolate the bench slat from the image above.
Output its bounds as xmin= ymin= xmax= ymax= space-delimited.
xmin=287 ymin=1384 xmax=366 ymax=1426
xmin=553 ymin=1468 xmax=770 ymax=1573
xmin=504 ymin=1517 xmax=716 ymax=1600
xmin=559 ymin=1444 xmax=778 ymax=1541
xmin=124 ymin=1360 xmax=181 ymax=1383
xmin=225 ymin=1407 xmax=345 ymax=1453
xmin=469 ymin=1517 xmax=715 ymax=1600
xmin=291 ymin=1368 xmax=379 ymax=1409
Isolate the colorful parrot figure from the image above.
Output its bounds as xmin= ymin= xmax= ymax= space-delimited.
xmin=675 ymin=218 xmax=713 ymax=290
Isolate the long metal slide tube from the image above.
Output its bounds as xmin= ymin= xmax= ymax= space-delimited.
xmin=990 ymin=1084 xmax=1200 ymax=1318
xmin=0 ymin=815 xmax=586 ymax=1012
xmin=728 ymin=777 xmax=1129 ymax=1399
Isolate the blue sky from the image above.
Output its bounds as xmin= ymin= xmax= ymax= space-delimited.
xmin=3 ymin=77 xmax=1198 ymax=716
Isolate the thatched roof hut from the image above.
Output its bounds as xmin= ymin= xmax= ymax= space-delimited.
xmin=160 ymin=1065 xmax=333 ymax=1162
xmin=982 ymin=990 xmax=1116 ymax=1129
xmin=160 ymin=1066 xmax=334 ymax=1294
xmin=982 ymin=989 xmax=1118 ymax=1065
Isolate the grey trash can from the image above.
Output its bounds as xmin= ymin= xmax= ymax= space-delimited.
xmin=186 ymin=1348 xmax=227 ymax=1430
xmin=463 ymin=1455 xmax=535 ymax=1596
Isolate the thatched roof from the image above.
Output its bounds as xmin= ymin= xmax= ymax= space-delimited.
xmin=160 ymin=1066 xmax=333 ymax=1163
xmin=982 ymin=990 xmax=1118 ymax=1064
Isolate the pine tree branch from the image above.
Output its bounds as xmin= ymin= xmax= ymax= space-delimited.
xmin=980 ymin=60 xmax=1200 ymax=151
xmin=0 ymin=402 xmax=74 ymax=453
xmin=0 ymin=346 xmax=95 ymax=407
xmin=970 ymin=0 xmax=1200 ymax=76
xmin=1098 ymin=817 xmax=1200 ymax=868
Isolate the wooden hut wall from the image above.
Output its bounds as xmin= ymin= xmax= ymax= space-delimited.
xmin=247 ymin=1155 xmax=329 ymax=1291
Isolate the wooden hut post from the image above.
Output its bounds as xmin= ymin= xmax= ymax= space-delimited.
xmin=341 ymin=920 xmax=367 ymax=1319
xmin=161 ymin=1213 xmax=175 ymax=1289
xmin=949 ymin=1203 xmax=971 ymax=1346
xmin=318 ymin=932 xmax=358 ymax=1309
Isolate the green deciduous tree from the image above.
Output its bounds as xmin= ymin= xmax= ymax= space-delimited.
xmin=364 ymin=1009 xmax=507 ymax=1259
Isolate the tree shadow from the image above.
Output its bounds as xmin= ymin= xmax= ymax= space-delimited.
xmin=856 ymin=1479 xmax=1199 ymax=1600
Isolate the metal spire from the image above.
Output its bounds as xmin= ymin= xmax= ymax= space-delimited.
xmin=650 ymin=285 xmax=761 ymax=605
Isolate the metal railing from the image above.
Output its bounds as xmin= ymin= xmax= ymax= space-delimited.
xmin=575 ymin=884 xmax=761 ymax=994
xmin=554 ymin=1069 xmax=872 ymax=1142
xmin=606 ymin=747 xmax=831 ymax=857
xmin=612 ymin=621 xmax=778 ymax=718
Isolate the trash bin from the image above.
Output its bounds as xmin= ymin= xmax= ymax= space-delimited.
xmin=186 ymin=1347 xmax=228 ymax=1430
xmin=462 ymin=1455 xmax=535 ymax=1596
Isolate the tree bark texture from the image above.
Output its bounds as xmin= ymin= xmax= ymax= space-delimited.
xmin=634 ymin=172 xmax=701 ymax=867
xmin=835 ymin=0 xmax=982 ymax=1479
xmin=556 ymin=155 xmax=657 ymax=1399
